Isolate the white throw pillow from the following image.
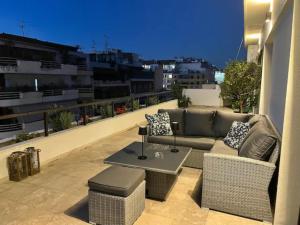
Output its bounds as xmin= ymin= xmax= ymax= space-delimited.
xmin=145 ymin=112 xmax=173 ymax=136
xmin=224 ymin=121 xmax=250 ymax=149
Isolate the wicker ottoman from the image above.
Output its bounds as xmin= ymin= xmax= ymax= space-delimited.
xmin=88 ymin=166 xmax=145 ymax=225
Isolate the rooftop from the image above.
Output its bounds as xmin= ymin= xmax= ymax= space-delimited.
xmin=0 ymin=33 xmax=78 ymax=51
xmin=0 ymin=126 xmax=268 ymax=225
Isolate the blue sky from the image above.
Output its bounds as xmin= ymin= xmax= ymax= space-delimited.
xmin=0 ymin=0 xmax=246 ymax=68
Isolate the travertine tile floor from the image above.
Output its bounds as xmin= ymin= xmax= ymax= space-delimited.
xmin=0 ymin=127 xmax=269 ymax=225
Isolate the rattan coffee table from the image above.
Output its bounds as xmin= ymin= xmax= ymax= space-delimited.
xmin=104 ymin=142 xmax=191 ymax=201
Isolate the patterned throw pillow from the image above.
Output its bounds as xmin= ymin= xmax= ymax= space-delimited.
xmin=224 ymin=121 xmax=250 ymax=149
xmin=145 ymin=112 xmax=173 ymax=136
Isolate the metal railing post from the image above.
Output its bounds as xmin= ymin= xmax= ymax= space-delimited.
xmin=131 ymin=97 xmax=134 ymax=111
xmin=43 ymin=112 xmax=49 ymax=136
xmin=83 ymin=106 xmax=87 ymax=125
xmin=111 ymin=102 xmax=115 ymax=117
xmin=146 ymin=96 xmax=149 ymax=107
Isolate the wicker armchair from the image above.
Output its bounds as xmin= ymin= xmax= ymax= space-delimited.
xmin=201 ymin=152 xmax=278 ymax=222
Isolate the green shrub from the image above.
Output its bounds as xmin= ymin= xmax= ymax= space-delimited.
xmin=132 ymin=99 xmax=140 ymax=110
xmin=50 ymin=111 xmax=74 ymax=132
xmin=178 ymin=95 xmax=191 ymax=108
xmin=148 ymin=96 xmax=159 ymax=106
xmin=100 ymin=105 xmax=113 ymax=118
xmin=171 ymin=83 xmax=183 ymax=99
xmin=16 ymin=132 xmax=37 ymax=143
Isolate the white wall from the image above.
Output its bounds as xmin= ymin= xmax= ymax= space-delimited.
xmin=0 ymin=100 xmax=177 ymax=180
xmin=183 ymin=86 xmax=223 ymax=106
xmin=274 ymin=1 xmax=300 ymax=224
xmin=266 ymin=4 xmax=293 ymax=134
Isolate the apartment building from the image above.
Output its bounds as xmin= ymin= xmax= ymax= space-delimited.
xmin=173 ymin=58 xmax=216 ymax=89
xmin=142 ymin=59 xmax=175 ymax=90
xmin=89 ymin=49 xmax=155 ymax=99
xmin=0 ymin=33 xmax=93 ymax=139
xmin=244 ymin=0 xmax=300 ymax=224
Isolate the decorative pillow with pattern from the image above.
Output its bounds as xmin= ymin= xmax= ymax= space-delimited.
xmin=145 ymin=112 xmax=173 ymax=136
xmin=224 ymin=121 xmax=250 ymax=149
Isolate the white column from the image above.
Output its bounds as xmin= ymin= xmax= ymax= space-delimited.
xmin=259 ymin=44 xmax=272 ymax=115
xmin=274 ymin=1 xmax=300 ymax=224
xmin=247 ymin=45 xmax=259 ymax=63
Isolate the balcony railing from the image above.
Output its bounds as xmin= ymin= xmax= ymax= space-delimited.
xmin=0 ymin=92 xmax=21 ymax=100
xmin=40 ymin=61 xmax=62 ymax=69
xmin=77 ymin=64 xmax=88 ymax=71
xmin=78 ymin=88 xmax=94 ymax=94
xmin=0 ymin=91 xmax=174 ymax=144
xmin=94 ymin=80 xmax=130 ymax=86
xmin=0 ymin=57 xmax=17 ymax=66
xmin=42 ymin=89 xmax=63 ymax=97
xmin=0 ymin=57 xmax=18 ymax=72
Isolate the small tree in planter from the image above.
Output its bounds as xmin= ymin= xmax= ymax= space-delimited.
xmin=178 ymin=95 xmax=192 ymax=108
xmin=171 ymin=83 xmax=192 ymax=108
xmin=220 ymin=61 xmax=262 ymax=113
xmin=171 ymin=82 xmax=183 ymax=99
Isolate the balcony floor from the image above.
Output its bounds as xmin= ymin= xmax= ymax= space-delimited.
xmin=0 ymin=127 xmax=268 ymax=225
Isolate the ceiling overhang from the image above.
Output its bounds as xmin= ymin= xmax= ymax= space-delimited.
xmin=244 ymin=0 xmax=271 ymax=46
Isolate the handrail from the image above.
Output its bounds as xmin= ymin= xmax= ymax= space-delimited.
xmin=0 ymin=91 xmax=173 ymax=120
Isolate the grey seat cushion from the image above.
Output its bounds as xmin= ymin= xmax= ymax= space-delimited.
xmin=88 ymin=166 xmax=145 ymax=197
xmin=213 ymin=110 xmax=250 ymax=137
xmin=158 ymin=109 xmax=185 ymax=135
xmin=248 ymin=114 xmax=262 ymax=127
xmin=147 ymin=135 xmax=215 ymax=150
xmin=184 ymin=109 xmax=215 ymax=137
xmin=239 ymin=124 xmax=277 ymax=161
xmin=211 ymin=139 xmax=238 ymax=156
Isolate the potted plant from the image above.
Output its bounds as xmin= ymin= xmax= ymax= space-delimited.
xmin=171 ymin=83 xmax=192 ymax=108
xmin=178 ymin=95 xmax=192 ymax=108
xmin=220 ymin=61 xmax=262 ymax=113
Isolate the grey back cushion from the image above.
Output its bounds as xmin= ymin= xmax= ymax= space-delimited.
xmin=158 ymin=109 xmax=185 ymax=135
xmin=238 ymin=117 xmax=267 ymax=150
xmin=239 ymin=123 xmax=277 ymax=161
xmin=184 ymin=109 xmax=216 ymax=137
xmin=213 ymin=110 xmax=249 ymax=137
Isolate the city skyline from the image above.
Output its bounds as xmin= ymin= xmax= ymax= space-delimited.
xmin=1 ymin=0 xmax=246 ymax=68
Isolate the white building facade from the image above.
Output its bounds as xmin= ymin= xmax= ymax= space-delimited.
xmin=173 ymin=59 xmax=216 ymax=89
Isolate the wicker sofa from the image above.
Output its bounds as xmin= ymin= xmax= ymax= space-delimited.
xmin=146 ymin=108 xmax=280 ymax=222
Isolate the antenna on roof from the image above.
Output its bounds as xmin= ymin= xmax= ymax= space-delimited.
xmin=19 ymin=20 xmax=25 ymax=36
xmin=104 ymin=34 xmax=109 ymax=51
xmin=235 ymin=38 xmax=244 ymax=60
xmin=91 ymin=40 xmax=97 ymax=53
